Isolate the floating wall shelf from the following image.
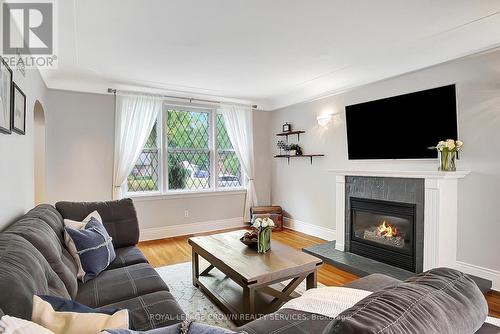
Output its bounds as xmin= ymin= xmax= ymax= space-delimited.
xmin=276 ymin=130 xmax=305 ymax=141
xmin=275 ymin=129 xmax=324 ymax=164
xmin=274 ymin=154 xmax=325 ymax=165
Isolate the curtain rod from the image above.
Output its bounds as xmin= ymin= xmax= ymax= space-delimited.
xmin=107 ymin=88 xmax=257 ymax=109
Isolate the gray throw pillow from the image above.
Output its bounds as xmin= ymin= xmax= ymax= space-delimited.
xmin=322 ymin=267 xmax=488 ymax=334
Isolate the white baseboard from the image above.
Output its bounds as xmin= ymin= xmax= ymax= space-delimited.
xmin=140 ymin=217 xmax=246 ymax=241
xmin=455 ymin=261 xmax=500 ymax=291
xmin=283 ymin=217 xmax=336 ymax=241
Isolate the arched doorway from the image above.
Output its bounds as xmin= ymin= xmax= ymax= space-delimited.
xmin=34 ymin=100 xmax=46 ymax=204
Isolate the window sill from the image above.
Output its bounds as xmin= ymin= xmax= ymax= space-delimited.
xmin=127 ymin=188 xmax=247 ymax=202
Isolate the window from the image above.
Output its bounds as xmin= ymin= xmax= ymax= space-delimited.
xmin=127 ymin=106 xmax=243 ymax=195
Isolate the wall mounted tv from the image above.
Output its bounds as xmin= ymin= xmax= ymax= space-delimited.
xmin=345 ymin=84 xmax=458 ymax=160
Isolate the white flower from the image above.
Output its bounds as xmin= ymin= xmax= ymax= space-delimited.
xmin=267 ymin=218 xmax=275 ymax=227
xmin=456 ymin=140 xmax=463 ymax=148
xmin=261 ymin=220 xmax=268 ymax=228
xmin=446 ymin=139 xmax=455 ymax=150
xmin=253 ymin=218 xmax=262 ymax=228
xmin=436 ymin=141 xmax=445 ymax=151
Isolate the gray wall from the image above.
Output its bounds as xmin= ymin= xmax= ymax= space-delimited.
xmin=45 ymin=90 xmax=272 ymax=230
xmin=0 ymin=67 xmax=48 ymax=230
xmin=270 ymin=49 xmax=500 ymax=272
xmin=46 ymin=90 xmax=115 ymax=202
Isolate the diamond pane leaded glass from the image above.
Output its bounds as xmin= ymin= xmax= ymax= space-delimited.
xmin=167 ymin=109 xmax=211 ymax=190
xmin=167 ymin=109 xmax=209 ymax=149
xmin=168 ymin=150 xmax=210 ymax=190
xmin=128 ymin=124 xmax=159 ymax=192
xmin=217 ymin=151 xmax=242 ymax=187
xmin=216 ymin=114 xmax=242 ymax=188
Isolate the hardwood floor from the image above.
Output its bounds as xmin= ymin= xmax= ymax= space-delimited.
xmin=139 ymin=228 xmax=500 ymax=318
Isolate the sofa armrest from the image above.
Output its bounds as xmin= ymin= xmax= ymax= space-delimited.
xmin=342 ymin=273 xmax=401 ymax=292
xmin=55 ymin=198 xmax=140 ymax=248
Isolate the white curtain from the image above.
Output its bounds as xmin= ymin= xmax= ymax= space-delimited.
xmin=218 ymin=104 xmax=258 ymax=222
xmin=113 ymin=94 xmax=163 ymax=199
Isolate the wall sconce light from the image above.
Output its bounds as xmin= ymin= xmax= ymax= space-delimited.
xmin=317 ymin=114 xmax=333 ymax=127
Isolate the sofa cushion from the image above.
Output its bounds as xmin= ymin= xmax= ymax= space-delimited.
xmin=477 ymin=323 xmax=500 ymax=334
xmin=108 ymin=246 xmax=149 ymax=270
xmin=23 ymin=204 xmax=66 ymax=242
xmin=56 ymin=199 xmax=140 ymax=248
xmin=4 ymin=218 xmax=79 ymax=298
xmin=0 ymin=234 xmax=70 ymax=320
xmin=103 ymin=291 xmax=185 ymax=331
xmin=323 ymin=267 xmax=488 ymax=334
xmin=76 ymin=263 xmax=169 ymax=308
xmin=238 ymin=308 xmax=332 ymax=334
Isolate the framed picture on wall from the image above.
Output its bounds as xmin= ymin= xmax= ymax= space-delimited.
xmin=0 ymin=57 xmax=13 ymax=134
xmin=12 ymin=83 xmax=26 ymax=135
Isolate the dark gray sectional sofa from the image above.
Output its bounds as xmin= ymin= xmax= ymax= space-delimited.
xmin=0 ymin=199 xmax=498 ymax=334
xmin=239 ymin=270 xmax=499 ymax=334
xmin=0 ymin=199 xmax=184 ymax=331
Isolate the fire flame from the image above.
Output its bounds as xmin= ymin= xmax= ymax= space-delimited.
xmin=377 ymin=221 xmax=398 ymax=238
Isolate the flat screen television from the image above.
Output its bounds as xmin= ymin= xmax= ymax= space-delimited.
xmin=345 ymin=85 xmax=458 ymax=160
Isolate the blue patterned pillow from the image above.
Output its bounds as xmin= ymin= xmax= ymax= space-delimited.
xmin=37 ymin=295 xmax=122 ymax=315
xmin=65 ymin=217 xmax=116 ymax=282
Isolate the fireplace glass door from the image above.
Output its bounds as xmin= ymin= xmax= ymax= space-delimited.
xmin=350 ymin=197 xmax=416 ymax=272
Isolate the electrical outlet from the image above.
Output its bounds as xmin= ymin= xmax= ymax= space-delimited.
xmin=184 ymin=210 xmax=189 ymax=218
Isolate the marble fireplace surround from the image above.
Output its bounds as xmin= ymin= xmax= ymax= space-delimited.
xmin=331 ymin=169 xmax=470 ymax=272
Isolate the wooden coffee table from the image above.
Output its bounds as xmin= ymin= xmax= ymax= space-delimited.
xmin=188 ymin=230 xmax=323 ymax=325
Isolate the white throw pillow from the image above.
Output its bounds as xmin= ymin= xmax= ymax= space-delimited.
xmin=486 ymin=316 xmax=500 ymax=327
xmin=280 ymin=287 xmax=372 ymax=319
xmin=0 ymin=315 xmax=55 ymax=334
xmin=31 ymin=296 xmax=129 ymax=334
xmin=63 ymin=210 xmax=103 ymax=280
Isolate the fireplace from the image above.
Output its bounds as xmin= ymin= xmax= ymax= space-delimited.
xmin=350 ymin=197 xmax=416 ymax=272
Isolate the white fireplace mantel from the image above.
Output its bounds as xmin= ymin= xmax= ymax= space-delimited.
xmin=329 ymin=169 xmax=470 ymax=179
xmin=330 ymin=169 xmax=470 ymax=271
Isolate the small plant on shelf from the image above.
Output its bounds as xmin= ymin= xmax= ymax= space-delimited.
xmin=277 ymin=140 xmax=287 ymax=155
xmin=274 ymin=126 xmax=324 ymax=164
xmin=288 ymin=143 xmax=303 ymax=156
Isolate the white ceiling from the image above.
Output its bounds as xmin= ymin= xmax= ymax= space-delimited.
xmin=42 ymin=0 xmax=500 ymax=110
